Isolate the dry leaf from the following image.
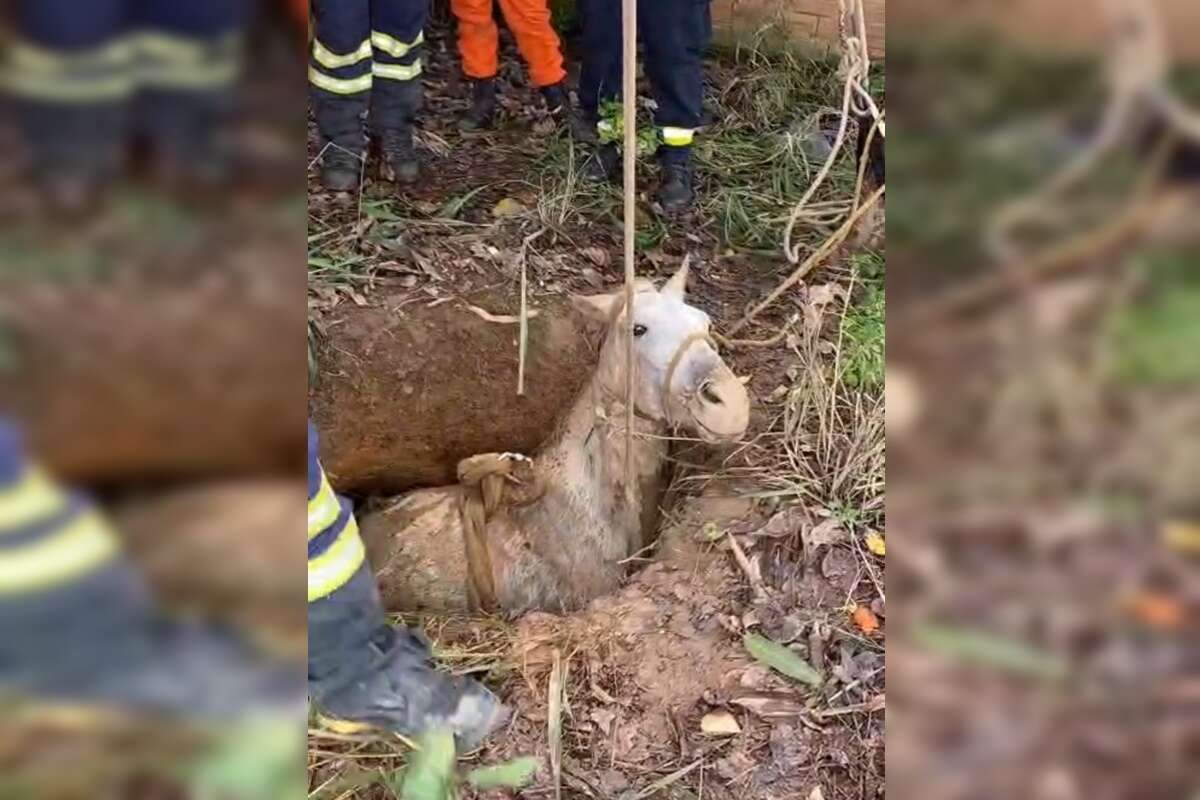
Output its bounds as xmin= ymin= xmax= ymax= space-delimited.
xmin=1126 ymin=591 xmax=1186 ymax=630
xmin=807 ymin=517 xmax=845 ymax=547
xmin=808 ymin=787 xmax=827 ymax=800
xmin=864 ymin=531 xmax=886 ymax=556
xmin=582 ymin=247 xmax=609 ymax=267
xmin=700 ymin=711 xmax=742 ymax=736
xmin=1163 ymin=520 xmax=1200 ymax=554
xmin=492 ymin=197 xmax=527 ymax=218
xmin=852 ymin=605 xmax=880 ymax=634
xmin=732 ymin=693 xmax=806 ymax=719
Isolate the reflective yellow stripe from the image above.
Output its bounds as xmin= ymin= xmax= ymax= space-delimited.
xmin=308 ymin=515 xmax=366 ymax=602
xmin=661 ymin=127 xmax=695 ymax=146
xmin=308 ymin=475 xmax=341 ymax=541
xmin=140 ymin=60 xmax=239 ymax=89
xmin=312 ymin=38 xmax=373 ymax=70
xmin=370 ymin=31 xmax=424 ymax=58
xmin=309 ymin=65 xmax=373 ymax=94
xmin=372 ymin=61 xmax=423 ymax=82
xmin=0 ymin=470 xmax=68 ymax=532
xmin=135 ymin=31 xmax=241 ymax=64
xmin=0 ymin=512 xmax=118 ymax=595
xmin=2 ymin=71 xmax=135 ymax=101
xmin=10 ymin=38 xmax=135 ymax=73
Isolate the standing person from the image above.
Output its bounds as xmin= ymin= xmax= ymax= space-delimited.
xmin=449 ymin=0 xmax=569 ymax=130
xmin=309 ymin=0 xmax=428 ymax=191
xmin=307 ymin=422 xmax=506 ymax=744
xmin=6 ymin=0 xmax=247 ymax=211
xmin=577 ymin=0 xmax=712 ymax=213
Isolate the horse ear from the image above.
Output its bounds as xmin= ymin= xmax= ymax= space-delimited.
xmin=663 ymin=260 xmax=689 ymax=298
xmin=570 ymin=292 xmax=618 ymax=324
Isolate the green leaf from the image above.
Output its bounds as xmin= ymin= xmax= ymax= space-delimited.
xmin=437 ymin=185 xmax=488 ymax=220
xmin=399 ymin=730 xmax=457 ymax=800
xmin=743 ymin=633 xmax=824 ymax=688
xmin=465 ymin=757 xmax=541 ymax=790
xmin=187 ymin=720 xmax=306 ymax=800
xmin=912 ymin=622 xmax=1069 ymax=683
xmin=364 ymin=200 xmax=402 ymax=221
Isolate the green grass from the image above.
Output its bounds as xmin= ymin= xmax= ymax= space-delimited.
xmin=840 ymin=251 xmax=884 ymax=392
xmin=1105 ymin=250 xmax=1200 ymax=388
xmin=696 ymin=41 xmax=859 ymax=253
xmin=533 ymin=36 xmax=862 ymax=255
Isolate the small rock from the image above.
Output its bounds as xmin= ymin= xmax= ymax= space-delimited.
xmin=700 ymin=710 xmax=742 ymax=736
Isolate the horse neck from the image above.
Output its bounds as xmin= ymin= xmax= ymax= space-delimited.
xmin=539 ymin=363 xmax=668 ymax=519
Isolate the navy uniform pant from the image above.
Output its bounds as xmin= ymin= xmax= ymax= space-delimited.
xmin=578 ymin=0 xmax=712 ymax=160
xmin=10 ymin=0 xmax=247 ymax=181
xmin=309 ymin=0 xmax=429 ymax=148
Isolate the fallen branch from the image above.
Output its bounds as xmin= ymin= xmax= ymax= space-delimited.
xmin=729 ymin=184 xmax=885 ymax=336
xmin=464 ymin=304 xmax=540 ymax=325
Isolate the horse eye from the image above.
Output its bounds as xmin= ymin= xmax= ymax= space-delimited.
xmin=633 ymin=324 xmax=648 ymax=338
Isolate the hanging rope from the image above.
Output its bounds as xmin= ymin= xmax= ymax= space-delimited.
xmin=780 ymin=0 xmax=884 ymax=266
xmin=988 ymin=0 xmax=1200 ymax=264
xmin=731 ymin=0 xmax=884 ymax=336
xmin=621 ymin=0 xmax=638 ymax=501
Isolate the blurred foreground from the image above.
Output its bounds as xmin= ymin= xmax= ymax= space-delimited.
xmin=0 ymin=2 xmax=309 ymax=797
xmin=888 ymin=1 xmax=1199 ymax=799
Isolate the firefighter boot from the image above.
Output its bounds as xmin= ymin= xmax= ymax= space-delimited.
xmin=20 ymin=101 xmax=125 ymax=215
xmin=312 ymin=93 xmax=366 ymax=192
xmin=460 ymin=78 xmax=497 ymax=132
xmin=140 ymin=89 xmax=235 ymax=191
xmin=657 ymin=146 xmax=695 ymax=214
xmin=308 ymin=563 xmax=506 ymax=749
xmin=0 ymin=421 xmax=304 ymax=724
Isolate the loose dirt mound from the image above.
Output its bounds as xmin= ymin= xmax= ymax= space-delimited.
xmin=310 ymin=291 xmax=594 ymax=494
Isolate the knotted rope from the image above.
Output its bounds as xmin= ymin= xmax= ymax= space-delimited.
xmin=457 ymin=452 xmax=544 ymax=611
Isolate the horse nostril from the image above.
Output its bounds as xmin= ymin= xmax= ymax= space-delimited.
xmin=700 ymin=382 xmax=723 ymax=405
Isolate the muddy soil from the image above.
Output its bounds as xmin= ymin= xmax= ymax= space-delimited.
xmin=0 ymin=231 xmax=306 ymax=486
xmin=310 ymin=291 xmax=594 ymax=494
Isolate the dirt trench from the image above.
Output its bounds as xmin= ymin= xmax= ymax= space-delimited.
xmin=309 ymin=289 xmax=597 ymax=495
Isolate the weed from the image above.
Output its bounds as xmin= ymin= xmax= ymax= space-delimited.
xmin=840 ymin=251 xmax=885 ymax=391
xmin=1105 ymin=250 xmax=1200 ymax=387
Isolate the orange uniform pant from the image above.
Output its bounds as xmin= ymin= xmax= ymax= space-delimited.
xmin=451 ymin=0 xmax=565 ymax=88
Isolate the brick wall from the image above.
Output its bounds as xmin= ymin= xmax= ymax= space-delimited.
xmin=711 ymin=0 xmax=885 ymax=58
xmin=891 ymin=0 xmax=1200 ymax=62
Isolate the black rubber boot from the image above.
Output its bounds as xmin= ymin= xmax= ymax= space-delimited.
xmin=320 ymin=146 xmax=363 ymax=192
xmin=585 ymin=142 xmax=621 ymax=182
xmin=372 ymin=79 xmax=423 ymax=187
xmin=140 ymin=89 xmax=236 ymax=192
xmin=540 ymin=83 xmax=567 ymax=115
xmin=20 ymin=101 xmax=124 ymax=216
xmin=308 ymin=564 xmax=506 ymax=750
xmin=380 ymin=127 xmax=420 ymax=185
xmin=312 ymin=91 xmax=367 ymax=192
xmin=460 ymin=78 xmax=497 ymax=132
xmin=0 ymin=561 xmax=305 ymax=723
xmin=656 ymin=146 xmax=695 ymax=214
xmin=541 ymin=82 xmax=593 ymax=143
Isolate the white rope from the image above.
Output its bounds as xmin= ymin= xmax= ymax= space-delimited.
xmin=622 ymin=0 xmax=638 ymax=499
xmin=781 ymin=0 xmax=884 ymax=265
xmin=989 ymin=0 xmax=1200 ymax=262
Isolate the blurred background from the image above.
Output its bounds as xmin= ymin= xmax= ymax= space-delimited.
xmin=0 ymin=1 xmax=309 ymax=797
xmin=886 ymin=1 xmax=1198 ymax=799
